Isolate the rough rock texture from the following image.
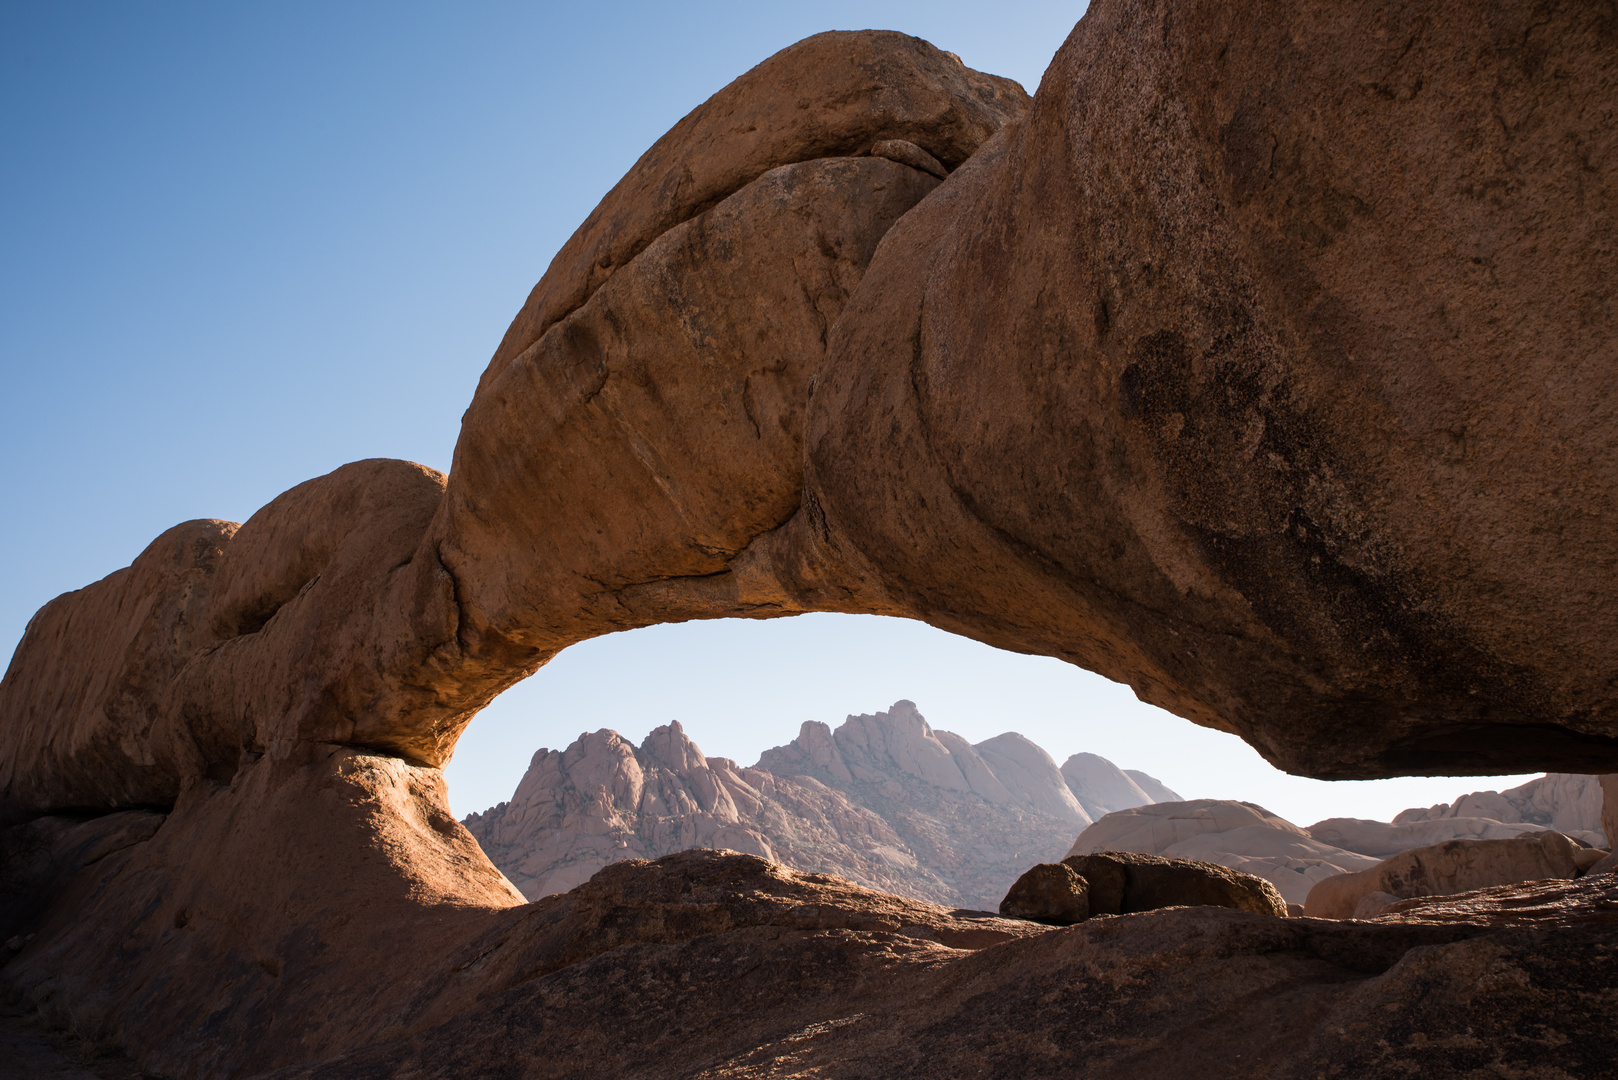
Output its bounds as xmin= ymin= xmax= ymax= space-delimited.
xmin=479 ymin=32 xmax=1028 ymax=396
xmin=998 ymin=862 xmax=1090 ymax=925
xmin=1304 ymin=831 xmax=1583 ymax=918
xmin=1393 ymin=772 xmax=1609 ymax=843
xmin=276 ymin=866 xmax=1618 ymax=1080
xmin=12 ymin=823 xmax=1618 ymax=1080
xmin=0 ymin=34 xmax=1030 ymax=825
xmin=1060 ymin=751 xmax=1182 ymax=819
xmin=803 ymin=0 xmax=1618 ymax=778
xmin=1068 ymin=799 xmax=1383 ymax=905
xmin=1061 ymin=850 xmax=1289 ymax=918
xmin=465 ymin=701 xmax=1176 ymax=910
xmin=4 ymin=2 xmax=1618 ymax=1075
xmin=1069 ymin=787 xmax=1610 ymax=905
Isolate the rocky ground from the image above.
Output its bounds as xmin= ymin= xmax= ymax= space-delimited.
xmin=193 ymin=853 xmax=1618 ymax=1078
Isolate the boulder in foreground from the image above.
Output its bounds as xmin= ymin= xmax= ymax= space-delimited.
xmin=999 ymin=862 xmax=1090 ymax=925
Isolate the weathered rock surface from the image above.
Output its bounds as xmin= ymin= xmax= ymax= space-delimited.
xmin=1060 ymin=751 xmax=1181 ymax=819
xmin=1061 ymin=849 xmax=1289 ymax=918
xmin=804 ymin=0 xmax=1618 ymax=778
xmin=0 ymin=33 xmax=1030 ymax=825
xmin=5 ymin=2 xmax=1618 ymax=1075
xmin=466 ymin=720 xmax=946 ymax=903
xmin=1068 ymin=799 xmax=1383 ymax=905
xmin=466 ymin=700 xmax=1176 ymax=910
xmin=998 ymin=861 xmax=1090 ymax=925
xmin=12 ymin=807 xmax=1618 ymax=1080
xmin=1304 ymin=832 xmax=1583 ymax=919
xmin=1393 ymin=772 xmax=1609 ymax=843
xmin=1069 ymin=781 xmax=1612 ymax=905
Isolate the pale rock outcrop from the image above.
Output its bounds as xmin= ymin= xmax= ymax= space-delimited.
xmin=1060 ymin=752 xmax=1179 ymax=818
xmin=1072 ymin=779 xmax=1614 ymax=906
xmin=1307 ymin=815 xmax=1597 ymax=859
xmin=1067 ymin=799 xmax=1379 ymax=905
xmin=1392 ymin=772 xmax=1610 ymax=845
xmin=827 ymin=701 xmax=972 ymax=791
xmin=972 ymin=733 xmax=1091 ymax=821
xmin=467 ymin=721 xmax=944 ymax=901
xmin=1304 ymin=832 xmax=1583 ymax=919
xmin=1125 ymin=770 xmax=1182 ymax=805
xmin=471 ymin=702 xmax=1179 ymax=910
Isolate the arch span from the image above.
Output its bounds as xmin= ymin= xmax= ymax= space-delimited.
xmin=3 ymin=10 xmax=1618 ymax=1074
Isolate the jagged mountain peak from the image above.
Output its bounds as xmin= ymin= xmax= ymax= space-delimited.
xmin=469 ymin=701 xmax=1177 ymax=909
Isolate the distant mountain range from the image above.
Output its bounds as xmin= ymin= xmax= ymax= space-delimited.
xmin=464 ymin=699 xmax=1179 ymax=910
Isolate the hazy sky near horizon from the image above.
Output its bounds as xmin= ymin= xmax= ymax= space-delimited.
xmin=3 ymin=2 xmax=1539 ymax=826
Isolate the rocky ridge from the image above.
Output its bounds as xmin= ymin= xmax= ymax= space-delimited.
xmin=465 ymin=700 xmax=1179 ymax=910
xmin=1069 ymin=775 xmax=1609 ymax=905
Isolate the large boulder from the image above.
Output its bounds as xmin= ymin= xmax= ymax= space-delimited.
xmin=1303 ymin=832 xmax=1583 ymax=919
xmin=1062 ymin=850 xmax=1288 ymax=918
xmin=999 ymin=862 xmax=1091 ymax=925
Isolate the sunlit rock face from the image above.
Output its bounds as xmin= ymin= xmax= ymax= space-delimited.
xmin=4 ymin=2 xmax=1618 ymax=1076
xmin=803 ymin=0 xmax=1618 ymax=781
xmin=1068 ymin=776 xmax=1610 ymax=905
xmin=466 ymin=701 xmax=1177 ymax=910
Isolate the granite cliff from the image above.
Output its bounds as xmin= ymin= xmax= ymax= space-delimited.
xmin=466 ymin=700 xmax=1179 ymax=910
xmin=4 ymin=3 xmax=1618 ymax=1075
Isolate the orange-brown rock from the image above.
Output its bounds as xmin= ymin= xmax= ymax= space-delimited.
xmin=0 ymin=36 xmax=1027 ymax=823
xmin=804 ymin=0 xmax=1618 ymax=779
xmin=480 ymin=31 xmax=1028 ymax=395
xmin=4 ymin=2 xmax=1618 ymax=1075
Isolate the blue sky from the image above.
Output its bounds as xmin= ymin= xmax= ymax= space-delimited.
xmin=1 ymin=2 xmax=1535 ymax=823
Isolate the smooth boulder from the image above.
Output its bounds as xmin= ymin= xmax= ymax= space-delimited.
xmin=1304 ymin=832 xmax=1582 ymax=919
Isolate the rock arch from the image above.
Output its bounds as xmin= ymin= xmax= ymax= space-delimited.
xmin=4 ymin=5 xmax=1618 ymax=1075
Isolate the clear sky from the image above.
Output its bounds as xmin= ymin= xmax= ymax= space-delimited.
xmin=2 ymin=2 xmax=1536 ymax=828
